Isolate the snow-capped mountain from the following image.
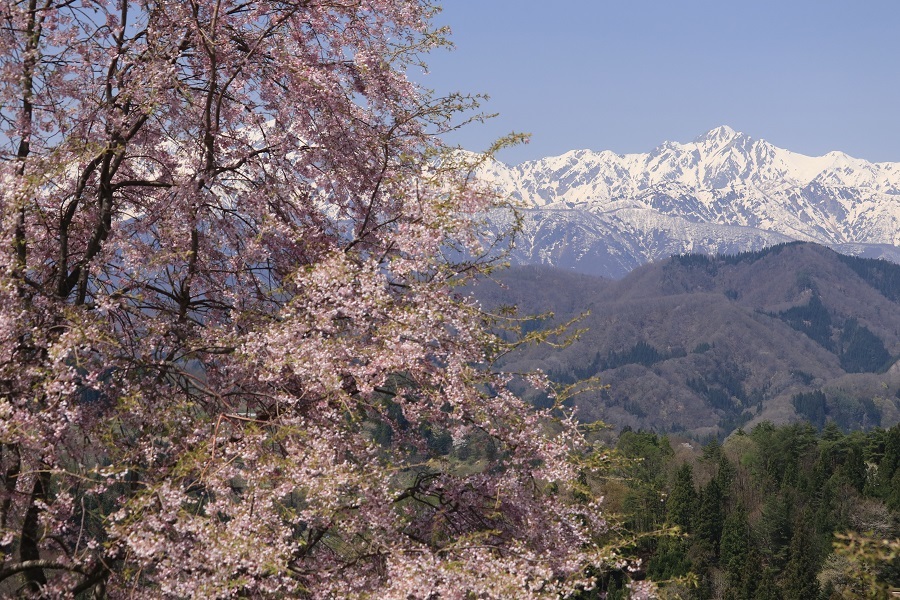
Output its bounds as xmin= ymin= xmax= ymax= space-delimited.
xmin=481 ymin=126 xmax=900 ymax=277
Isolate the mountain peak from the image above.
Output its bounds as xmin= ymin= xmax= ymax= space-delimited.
xmin=476 ymin=126 xmax=900 ymax=278
xmin=694 ymin=125 xmax=742 ymax=145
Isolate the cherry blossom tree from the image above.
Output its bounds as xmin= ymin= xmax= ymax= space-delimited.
xmin=0 ymin=1 xmax=621 ymax=597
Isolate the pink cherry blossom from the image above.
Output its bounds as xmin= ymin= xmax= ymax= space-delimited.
xmin=0 ymin=1 xmax=627 ymax=597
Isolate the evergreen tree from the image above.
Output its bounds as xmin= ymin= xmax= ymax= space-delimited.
xmin=618 ymin=423 xmax=900 ymax=600
xmin=720 ymin=505 xmax=751 ymax=576
xmin=838 ymin=441 xmax=867 ymax=493
xmin=839 ymin=318 xmax=891 ymax=373
xmin=695 ymin=477 xmax=725 ymax=558
xmin=605 ymin=574 xmax=627 ymax=600
xmin=791 ymin=390 xmax=827 ymax=430
xmin=667 ymin=463 xmax=698 ymax=532
xmin=734 ymin=549 xmax=764 ymax=600
xmin=703 ymin=438 xmax=723 ymax=461
xmin=777 ymin=293 xmax=833 ymax=349
xmin=780 ymin=512 xmax=821 ymax=600
xmin=647 ymin=536 xmax=692 ymax=581
xmin=890 ymin=470 xmax=900 ymax=512
xmin=876 ymin=424 xmax=900 ymax=509
xmin=756 ymin=568 xmax=783 ymax=600
xmin=717 ymin=455 xmax=737 ymax=500
xmin=821 ymin=421 xmax=843 ymax=442
xmin=617 ymin=431 xmax=671 ymax=533
xmin=759 ymin=493 xmax=794 ymax=567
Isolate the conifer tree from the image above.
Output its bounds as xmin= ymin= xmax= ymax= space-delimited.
xmin=780 ymin=512 xmax=821 ymax=600
xmin=755 ymin=568 xmax=783 ymax=600
xmin=720 ymin=505 xmax=751 ymax=576
xmin=840 ymin=440 xmax=867 ymax=493
xmin=760 ymin=492 xmax=794 ymax=567
xmin=876 ymin=424 xmax=900 ymax=509
xmin=822 ymin=421 xmax=843 ymax=442
xmin=734 ymin=549 xmax=764 ymax=600
xmin=716 ymin=455 xmax=736 ymax=500
xmin=695 ymin=477 xmax=725 ymax=558
xmin=667 ymin=463 xmax=698 ymax=532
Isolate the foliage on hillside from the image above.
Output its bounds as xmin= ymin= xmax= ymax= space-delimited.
xmin=836 ymin=254 xmax=900 ymax=302
xmin=477 ymin=244 xmax=900 ymax=436
xmin=597 ymin=423 xmax=900 ymax=599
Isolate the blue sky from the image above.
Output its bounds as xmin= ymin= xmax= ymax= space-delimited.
xmin=416 ymin=1 xmax=900 ymax=165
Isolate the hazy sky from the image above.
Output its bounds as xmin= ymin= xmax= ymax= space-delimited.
xmin=416 ymin=1 xmax=900 ymax=165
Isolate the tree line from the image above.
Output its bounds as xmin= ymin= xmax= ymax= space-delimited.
xmin=592 ymin=422 xmax=900 ymax=599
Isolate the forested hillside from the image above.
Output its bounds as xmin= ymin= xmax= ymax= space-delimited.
xmin=476 ymin=243 xmax=900 ymax=437
xmin=590 ymin=422 xmax=900 ymax=599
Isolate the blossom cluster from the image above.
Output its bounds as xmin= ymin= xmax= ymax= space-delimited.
xmin=0 ymin=1 xmax=637 ymax=598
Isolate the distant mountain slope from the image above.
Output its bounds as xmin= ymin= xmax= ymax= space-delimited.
xmin=474 ymin=243 xmax=900 ymax=438
xmin=480 ymin=127 xmax=900 ymax=277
